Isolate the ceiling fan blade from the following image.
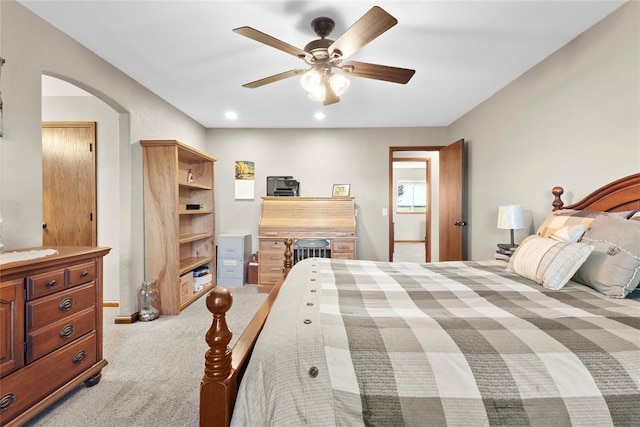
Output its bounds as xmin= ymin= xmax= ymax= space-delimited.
xmin=233 ymin=26 xmax=311 ymax=61
xmin=328 ymin=6 xmax=397 ymax=60
xmin=242 ymin=69 xmax=304 ymax=88
xmin=323 ymin=83 xmax=340 ymax=106
xmin=342 ymin=61 xmax=415 ymax=84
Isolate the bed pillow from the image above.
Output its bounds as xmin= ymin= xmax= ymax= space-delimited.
xmin=549 ymin=224 xmax=587 ymax=243
xmin=573 ymin=215 xmax=640 ymax=298
xmin=507 ymin=235 xmax=594 ymax=290
xmin=537 ymin=210 xmax=602 ymax=239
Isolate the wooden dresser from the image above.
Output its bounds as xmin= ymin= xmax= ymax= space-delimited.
xmin=257 ymin=197 xmax=356 ymax=291
xmin=0 ymin=246 xmax=110 ymax=426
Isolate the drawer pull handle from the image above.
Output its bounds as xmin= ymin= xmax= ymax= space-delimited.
xmin=60 ymin=325 xmax=75 ymax=338
xmin=0 ymin=394 xmax=16 ymax=411
xmin=73 ymin=350 xmax=87 ymax=364
xmin=59 ymin=298 xmax=75 ymax=311
xmin=80 ymin=271 xmax=89 ymax=278
xmin=47 ymin=280 xmax=57 ymax=288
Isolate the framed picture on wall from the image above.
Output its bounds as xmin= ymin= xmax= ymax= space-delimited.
xmin=332 ymin=184 xmax=350 ymax=197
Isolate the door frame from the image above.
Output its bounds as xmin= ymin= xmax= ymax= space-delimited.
xmin=388 ymin=146 xmax=444 ymax=261
xmin=391 ymin=157 xmax=431 ymax=262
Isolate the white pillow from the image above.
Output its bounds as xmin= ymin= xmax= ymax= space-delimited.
xmin=507 ymin=235 xmax=594 ymax=290
xmin=549 ymin=224 xmax=587 ymax=243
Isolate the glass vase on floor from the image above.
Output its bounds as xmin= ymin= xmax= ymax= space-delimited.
xmin=138 ymin=280 xmax=160 ymax=321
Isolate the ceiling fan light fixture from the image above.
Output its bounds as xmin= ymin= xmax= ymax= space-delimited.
xmin=300 ymin=69 xmax=322 ymax=92
xmin=329 ymin=73 xmax=350 ymax=97
xmin=307 ymin=84 xmax=326 ymax=102
xmin=235 ymin=7 xmax=415 ymax=104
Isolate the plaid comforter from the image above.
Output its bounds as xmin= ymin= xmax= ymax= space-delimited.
xmin=231 ymin=258 xmax=640 ymax=426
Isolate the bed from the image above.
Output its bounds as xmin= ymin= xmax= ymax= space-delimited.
xmin=200 ymin=173 xmax=640 ymax=426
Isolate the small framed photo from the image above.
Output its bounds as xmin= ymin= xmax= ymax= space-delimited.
xmin=332 ymin=184 xmax=350 ymax=197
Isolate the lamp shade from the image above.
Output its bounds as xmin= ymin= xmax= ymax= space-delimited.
xmin=329 ymin=73 xmax=350 ymax=96
xmin=300 ymin=69 xmax=322 ymax=92
xmin=497 ymin=205 xmax=525 ymax=230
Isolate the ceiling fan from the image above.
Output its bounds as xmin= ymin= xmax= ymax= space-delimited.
xmin=233 ymin=6 xmax=415 ymax=106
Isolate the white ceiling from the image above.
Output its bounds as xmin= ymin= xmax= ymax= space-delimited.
xmin=23 ymin=1 xmax=626 ymax=129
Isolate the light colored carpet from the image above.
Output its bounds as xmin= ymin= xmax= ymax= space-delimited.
xmin=394 ymin=242 xmax=425 ymax=263
xmin=25 ymin=285 xmax=267 ymax=427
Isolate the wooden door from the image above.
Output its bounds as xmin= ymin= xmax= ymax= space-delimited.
xmin=42 ymin=122 xmax=97 ymax=246
xmin=439 ymin=139 xmax=466 ymax=261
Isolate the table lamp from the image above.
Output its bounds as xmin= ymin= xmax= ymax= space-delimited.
xmin=497 ymin=205 xmax=525 ymax=247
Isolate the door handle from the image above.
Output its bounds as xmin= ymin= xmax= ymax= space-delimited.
xmin=42 ymin=222 xmax=47 ymax=229
xmin=454 ymin=221 xmax=468 ymax=227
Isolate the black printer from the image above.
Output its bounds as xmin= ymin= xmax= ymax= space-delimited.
xmin=267 ymin=176 xmax=299 ymax=196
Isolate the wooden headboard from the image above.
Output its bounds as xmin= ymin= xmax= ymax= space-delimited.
xmin=199 ymin=172 xmax=640 ymax=427
xmin=552 ymin=172 xmax=640 ymax=212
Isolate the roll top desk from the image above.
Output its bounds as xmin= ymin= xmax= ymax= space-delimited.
xmin=257 ymin=197 xmax=356 ymax=291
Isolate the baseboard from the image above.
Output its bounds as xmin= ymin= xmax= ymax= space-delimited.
xmin=114 ymin=312 xmax=139 ymax=324
xmin=103 ymin=301 xmax=119 ymax=307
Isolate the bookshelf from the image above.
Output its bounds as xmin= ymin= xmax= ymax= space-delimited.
xmin=141 ymin=140 xmax=216 ymax=314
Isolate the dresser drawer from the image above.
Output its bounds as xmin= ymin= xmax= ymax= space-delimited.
xmin=259 ymin=262 xmax=284 ymax=275
xmin=0 ymin=332 xmax=97 ymax=423
xmin=332 ymin=240 xmax=355 ymax=253
xmin=26 ymin=268 xmax=66 ymax=300
xmin=259 ymin=239 xmax=285 ymax=252
xmin=26 ymin=283 xmax=96 ymax=331
xmin=26 ymin=307 xmax=95 ymax=363
xmin=67 ymin=261 xmax=97 ymax=288
xmin=258 ymin=271 xmax=282 ymax=286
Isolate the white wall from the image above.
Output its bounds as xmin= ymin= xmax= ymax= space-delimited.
xmin=42 ymin=95 xmax=120 ymax=302
xmin=448 ymin=1 xmax=639 ymax=259
xmin=207 ymin=128 xmax=449 ymax=261
xmin=2 ymin=0 xmax=638 ymax=317
xmin=1 ymin=0 xmax=207 ymax=316
xmin=210 ymin=2 xmax=639 ymax=263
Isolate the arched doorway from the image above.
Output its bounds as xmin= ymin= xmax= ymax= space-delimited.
xmin=41 ymin=74 xmax=131 ymax=306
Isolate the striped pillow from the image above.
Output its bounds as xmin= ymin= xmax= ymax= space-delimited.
xmin=536 ymin=209 xmax=630 ymax=239
xmin=507 ymin=235 xmax=594 ymax=290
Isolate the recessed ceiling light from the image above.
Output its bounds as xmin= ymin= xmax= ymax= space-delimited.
xmin=314 ymin=111 xmax=326 ymax=120
xmin=225 ymin=111 xmax=238 ymax=120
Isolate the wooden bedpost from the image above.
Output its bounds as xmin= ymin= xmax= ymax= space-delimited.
xmin=199 ymin=238 xmax=294 ymax=426
xmin=200 ymin=287 xmax=235 ymax=427
xmin=552 ymin=186 xmax=565 ymax=211
xmin=283 ymin=238 xmax=293 ymax=278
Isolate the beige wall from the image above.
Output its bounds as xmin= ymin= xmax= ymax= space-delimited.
xmin=209 ymin=2 xmax=639 ymax=262
xmin=207 ymin=128 xmax=449 ymax=262
xmin=448 ymin=1 xmax=639 ymax=259
xmin=1 ymin=0 xmax=207 ymax=315
xmin=2 ymin=1 xmax=638 ymax=316
xmin=42 ymin=96 xmax=121 ymax=302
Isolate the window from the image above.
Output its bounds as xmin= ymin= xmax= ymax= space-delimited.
xmin=397 ymin=180 xmax=426 ymax=213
